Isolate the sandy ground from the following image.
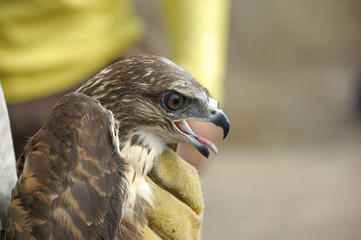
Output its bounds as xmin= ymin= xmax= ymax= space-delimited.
xmin=200 ymin=143 xmax=361 ymax=240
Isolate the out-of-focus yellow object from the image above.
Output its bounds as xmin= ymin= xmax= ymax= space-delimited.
xmin=0 ymin=0 xmax=229 ymax=105
xmin=0 ymin=0 xmax=144 ymax=104
xmin=162 ymin=0 xmax=230 ymax=104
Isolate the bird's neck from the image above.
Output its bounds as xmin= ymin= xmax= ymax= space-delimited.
xmin=120 ymin=129 xmax=167 ymax=213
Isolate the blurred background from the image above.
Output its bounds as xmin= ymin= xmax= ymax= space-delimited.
xmin=1 ymin=0 xmax=361 ymax=239
xmin=137 ymin=1 xmax=361 ymax=239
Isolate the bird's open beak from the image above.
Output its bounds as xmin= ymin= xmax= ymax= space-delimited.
xmin=174 ymin=98 xmax=230 ymax=158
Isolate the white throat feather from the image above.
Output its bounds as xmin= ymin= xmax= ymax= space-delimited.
xmin=120 ymin=130 xmax=167 ymax=216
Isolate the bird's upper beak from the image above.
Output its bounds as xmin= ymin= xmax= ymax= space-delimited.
xmin=207 ymin=98 xmax=230 ymax=139
xmin=174 ymin=97 xmax=230 ymax=158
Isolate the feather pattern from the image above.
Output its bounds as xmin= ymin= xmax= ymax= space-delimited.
xmin=5 ymin=93 xmax=127 ymax=240
xmin=4 ymin=55 xmax=230 ymax=239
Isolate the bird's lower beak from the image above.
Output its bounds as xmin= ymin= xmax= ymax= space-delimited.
xmin=174 ymin=98 xmax=230 ymax=158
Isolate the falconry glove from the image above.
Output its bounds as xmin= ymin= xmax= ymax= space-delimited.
xmin=144 ymin=149 xmax=204 ymax=240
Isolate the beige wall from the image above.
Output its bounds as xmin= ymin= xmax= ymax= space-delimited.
xmin=226 ymin=0 xmax=361 ymax=146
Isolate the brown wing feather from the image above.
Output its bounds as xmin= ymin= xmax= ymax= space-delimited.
xmin=5 ymin=93 xmax=128 ymax=240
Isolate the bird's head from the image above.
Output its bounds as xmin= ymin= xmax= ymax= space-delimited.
xmin=78 ymin=55 xmax=230 ymax=157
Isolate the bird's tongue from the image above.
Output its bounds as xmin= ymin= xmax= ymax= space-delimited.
xmin=175 ymin=121 xmax=218 ymax=155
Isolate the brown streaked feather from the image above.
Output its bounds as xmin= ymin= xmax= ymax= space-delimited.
xmin=116 ymin=197 xmax=148 ymax=240
xmin=5 ymin=93 xmax=130 ymax=240
xmin=77 ymin=55 xmax=210 ymax=145
xmin=4 ymin=55 xmax=223 ymax=239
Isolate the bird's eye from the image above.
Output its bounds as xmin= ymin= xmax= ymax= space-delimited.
xmin=165 ymin=92 xmax=186 ymax=110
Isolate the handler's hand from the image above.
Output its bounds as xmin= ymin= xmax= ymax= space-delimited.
xmin=144 ymin=149 xmax=204 ymax=240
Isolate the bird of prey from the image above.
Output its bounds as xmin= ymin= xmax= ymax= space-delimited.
xmin=3 ymin=55 xmax=230 ymax=240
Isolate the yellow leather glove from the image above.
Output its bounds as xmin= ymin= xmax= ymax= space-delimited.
xmin=144 ymin=149 xmax=204 ymax=240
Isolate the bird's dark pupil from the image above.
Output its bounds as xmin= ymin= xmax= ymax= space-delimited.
xmin=172 ymin=97 xmax=180 ymax=105
xmin=166 ymin=93 xmax=184 ymax=110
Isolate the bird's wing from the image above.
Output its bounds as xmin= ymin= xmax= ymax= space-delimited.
xmin=5 ymin=93 xmax=127 ymax=240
